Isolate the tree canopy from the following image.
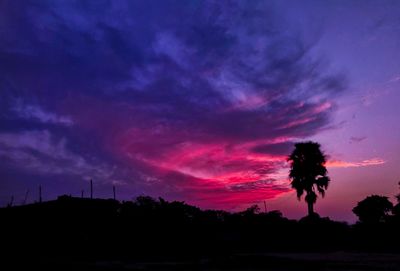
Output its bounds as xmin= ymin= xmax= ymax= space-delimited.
xmin=288 ymin=141 xmax=330 ymax=216
xmin=352 ymin=195 xmax=393 ymax=224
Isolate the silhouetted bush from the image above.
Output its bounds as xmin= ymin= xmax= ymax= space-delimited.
xmin=1 ymin=193 xmax=400 ymax=269
xmin=353 ymin=195 xmax=393 ymax=224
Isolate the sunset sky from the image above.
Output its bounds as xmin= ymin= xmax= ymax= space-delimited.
xmin=1 ymin=0 xmax=399 ymax=222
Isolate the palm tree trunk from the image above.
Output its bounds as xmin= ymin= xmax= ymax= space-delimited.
xmin=307 ymin=201 xmax=314 ymax=216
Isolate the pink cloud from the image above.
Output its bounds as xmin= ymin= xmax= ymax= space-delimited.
xmin=108 ymin=126 xmax=293 ymax=209
xmin=279 ymin=117 xmax=315 ymax=129
xmin=326 ymin=158 xmax=385 ymax=168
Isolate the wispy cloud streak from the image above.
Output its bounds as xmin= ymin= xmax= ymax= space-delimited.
xmin=326 ymin=158 xmax=385 ymax=168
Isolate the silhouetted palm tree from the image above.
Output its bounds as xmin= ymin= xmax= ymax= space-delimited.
xmin=288 ymin=141 xmax=330 ymax=216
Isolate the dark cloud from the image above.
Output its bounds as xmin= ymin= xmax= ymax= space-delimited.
xmin=251 ymin=142 xmax=295 ymax=156
xmin=0 ymin=0 xmax=346 ymax=209
xmin=350 ymin=136 xmax=367 ymax=143
xmin=227 ymin=179 xmax=289 ymax=192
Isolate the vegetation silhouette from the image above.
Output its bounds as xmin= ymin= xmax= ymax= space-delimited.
xmin=353 ymin=195 xmax=393 ymax=224
xmin=393 ymin=182 xmax=400 ymax=219
xmin=288 ymin=141 xmax=330 ymax=216
xmin=1 ymin=193 xmax=400 ymax=270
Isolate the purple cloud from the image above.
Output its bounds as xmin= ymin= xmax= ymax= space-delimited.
xmin=0 ymin=0 xmax=346 ymax=209
xmin=349 ymin=136 xmax=367 ymax=143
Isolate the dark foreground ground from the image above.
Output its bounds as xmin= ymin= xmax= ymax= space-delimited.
xmin=6 ymin=252 xmax=400 ymax=271
xmin=2 ymin=196 xmax=400 ymax=270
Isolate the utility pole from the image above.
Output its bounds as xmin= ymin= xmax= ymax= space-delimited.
xmin=81 ymin=190 xmax=84 ymax=198
xmin=8 ymin=195 xmax=14 ymax=207
xmin=39 ymin=185 xmax=42 ymax=203
xmin=90 ymin=179 xmax=93 ymax=199
xmin=113 ymin=185 xmax=116 ymax=200
xmin=263 ymin=200 xmax=267 ymax=213
xmin=23 ymin=189 xmax=29 ymax=205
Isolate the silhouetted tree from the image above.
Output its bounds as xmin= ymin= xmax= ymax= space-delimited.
xmin=288 ymin=141 xmax=330 ymax=216
xmin=392 ymin=182 xmax=400 ymax=218
xmin=352 ymin=195 xmax=393 ymax=224
xmin=135 ymin=195 xmax=159 ymax=209
xmin=240 ymin=204 xmax=260 ymax=216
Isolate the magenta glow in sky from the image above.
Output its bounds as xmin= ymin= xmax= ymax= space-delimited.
xmin=0 ymin=0 xmax=399 ymax=222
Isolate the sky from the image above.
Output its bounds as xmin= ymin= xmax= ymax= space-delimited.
xmin=0 ymin=0 xmax=399 ymax=222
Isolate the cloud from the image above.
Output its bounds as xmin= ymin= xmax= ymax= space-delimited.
xmin=0 ymin=0 xmax=347 ymax=209
xmin=388 ymin=75 xmax=400 ymax=83
xmin=12 ymin=102 xmax=73 ymax=126
xmin=0 ymin=130 xmax=110 ymax=179
xmin=349 ymin=136 xmax=367 ymax=143
xmin=251 ymin=142 xmax=295 ymax=156
xmin=326 ymin=158 xmax=385 ymax=168
xmin=227 ymin=179 xmax=289 ymax=192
